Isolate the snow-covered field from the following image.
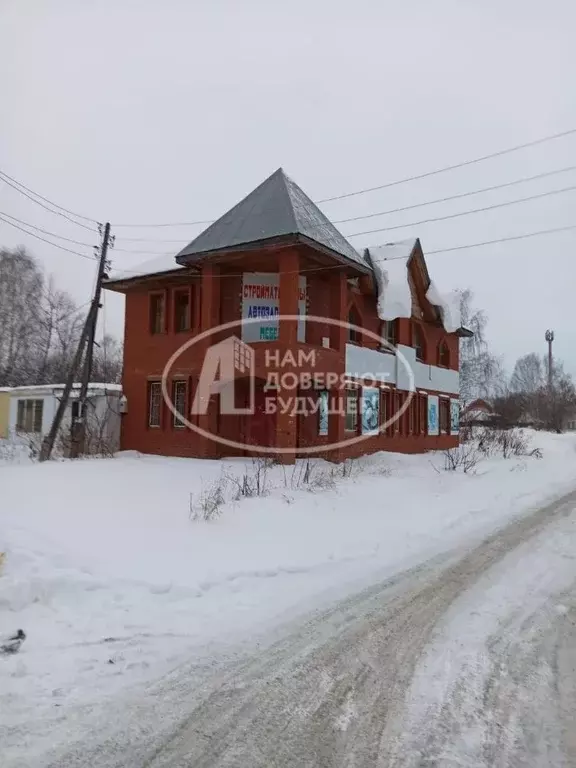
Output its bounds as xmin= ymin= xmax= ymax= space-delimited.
xmin=2 ymin=430 xmax=576 ymax=758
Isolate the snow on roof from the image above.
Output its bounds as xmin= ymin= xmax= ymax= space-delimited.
xmin=367 ymin=239 xmax=417 ymax=263
xmin=0 ymin=383 xmax=122 ymax=395
xmin=107 ymin=253 xmax=184 ymax=282
xmin=365 ymin=240 xmax=417 ymax=321
xmin=426 ymin=281 xmax=461 ymax=333
xmin=461 ymin=408 xmax=495 ymax=422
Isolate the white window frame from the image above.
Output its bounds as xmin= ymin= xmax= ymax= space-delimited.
xmin=172 ymin=380 xmax=187 ymax=428
xmin=16 ymin=399 xmax=43 ymax=433
xmin=148 ymin=382 xmax=162 ymax=427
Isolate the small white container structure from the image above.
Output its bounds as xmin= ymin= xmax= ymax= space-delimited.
xmin=0 ymin=383 xmax=122 ymax=456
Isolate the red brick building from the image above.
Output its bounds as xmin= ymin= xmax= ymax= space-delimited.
xmin=105 ymin=169 xmax=470 ymax=462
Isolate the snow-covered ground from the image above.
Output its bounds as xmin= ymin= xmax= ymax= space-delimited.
xmin=2 ymin=430 xmax=576 ymax=760
xmin=389 ymin=496 xmax=576 ymax=766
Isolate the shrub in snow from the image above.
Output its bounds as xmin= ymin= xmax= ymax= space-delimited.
xmin=443 ymin=443 xmax=481 ymax=473
xmin=190 ymin=459 xmax=273 ymax=521
xmin=189 ymin=475 xmax=228 ymax=522
xmin=282 ymin=459 xmax=340 ymax=492
xmin=497 ymin=428 xmax=531 ymax=459
xmin=469 ymin=426 xmax=538 ymax=460
xmin=229 ymin=458 xmax=270 ymax=500
xmin=307 ymin=468 xmax=338 ymax=492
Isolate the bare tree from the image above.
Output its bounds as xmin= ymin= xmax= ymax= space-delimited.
xmin=538 ymin=359 xmax=576 ymax=432
xmin=0 ymin=248 xmax=43 ymax=386
xmin=458 ymin=289 xmax=503 ymax=404
xmin=0 ymin=245 xmax=121 ymax=389
xmin=91 ymin=334 xmax=123 ymax=384
xmin=35 ymin=278 xmax=84 ymax=384
xmin=495 ymin=354 xmax=576 ymax=432
xmin=510 ymin=353 xmax=544 ymax=394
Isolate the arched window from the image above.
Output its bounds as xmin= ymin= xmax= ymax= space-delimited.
xmin=438 ymin=340 xmax=450 ymax=367
xmin=413 ymin=323 xmax=425 ymax=361
xmin=380 ymin=319 xmax=397 ymax=350
xmin=348 ymin=307 xmax=362 ymax=343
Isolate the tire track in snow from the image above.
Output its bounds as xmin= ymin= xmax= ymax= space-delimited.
xmin=141 ymin=489 xmax=576 ymax=768
xmin=43 ymin=488 xmax=576 ymax=768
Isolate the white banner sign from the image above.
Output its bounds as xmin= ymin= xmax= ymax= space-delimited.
xmin=242 ymin=273 xmax=307 ymax=343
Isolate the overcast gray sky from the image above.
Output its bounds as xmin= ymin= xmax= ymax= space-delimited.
xmin=1 ymin=0 xmax=575 ymax=377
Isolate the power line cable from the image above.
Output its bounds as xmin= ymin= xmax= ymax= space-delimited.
xmin=0 ymin=169 xmax=98 ymax=224
xmin=345 ymin=184 xmax=576 ymax=238
xmin=113 ymin=218 xmax=214 ymax=229
xmin=317 ymin=126 xmax=576 ymax=203
xmin=4 ymin=126 xmax=576 ymax=236
xmin=113 ymin=235 xmax=194 ymax=243
xmin=0 ymin=211 xmax=95 ymax=247
xmin=0 ymin=173 xmax=98 ymax=232
xmin=332 ymin=165 xmax=576 ymax=225
xmin=111 ymin=169 xmax=576 ymax=247
xmin=112 ymin=246 xmax=176 ymax=255
xmin=372 ymin=224 xmax=576 ymax=260
xmin=106 ymin=223 xmax=576 ymax=280
xmin=110 ymin=164 xmax=576 ymax=246
xmin=425 ymin=223 xmax=576 ymax=257
xmin=0 ymin=214 xmax=97 ymax=261
xmin=109 ymin=127 xmax=576 ymax=231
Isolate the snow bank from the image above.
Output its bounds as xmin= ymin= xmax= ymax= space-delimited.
xmin=366 ymin=240 xmax=416 ymax=320
xmin=2 ymin=431 xmax=576 ymax=762
xmin=426 ymin=281 xmax=461 ymax=333
xmin=396 ymin=505 xmax=576 ymax=765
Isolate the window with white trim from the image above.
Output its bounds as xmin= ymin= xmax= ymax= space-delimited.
xmin=16 ymin=399 xmax=43 ymax=433
xmin=148 ymin=382 xmax=162 ymax=427
xmin=173 ymin=380 xmax=187 ymax=428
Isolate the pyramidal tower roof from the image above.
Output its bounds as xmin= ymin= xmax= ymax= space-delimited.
xmin=176 ymin=168 xmax=367 ymax=269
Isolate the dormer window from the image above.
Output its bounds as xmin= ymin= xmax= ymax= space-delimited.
xmin=380 ymin=320 xmax=397 ymax=350
xmin=438 ymin=340 xmax=450 ymax=367
xmin=413 ymin=324 xmax=425 ymax=361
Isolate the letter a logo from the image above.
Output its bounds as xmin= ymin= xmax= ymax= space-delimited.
xmin=191 ymin=335 xmax=255 ymax=415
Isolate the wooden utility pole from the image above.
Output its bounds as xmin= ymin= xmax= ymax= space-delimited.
xmin=40 ymin=223 xmax=112 ymax=462
xmin=69 ymin=223 xmax=112 ymax=458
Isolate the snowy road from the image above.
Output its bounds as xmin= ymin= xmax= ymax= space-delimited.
xmin=41 ymin=487 xmax=576 ymax=768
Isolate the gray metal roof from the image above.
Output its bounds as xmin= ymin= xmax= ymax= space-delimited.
xmin=176 ymin=168 xmax=366 ymax=268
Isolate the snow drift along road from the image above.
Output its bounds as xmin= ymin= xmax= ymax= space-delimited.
xmin=45 ymin=487 xmax=576 ymax=767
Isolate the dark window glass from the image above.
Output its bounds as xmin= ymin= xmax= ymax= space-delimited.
xmin=174 ymin=291 xmax=190 ymax=332
xmin=148 ymin=382 xmax=162 ymax=427
xmin=173 ymin=381 xmax=187 ymax=428
xmin=150 ymin=294 xmax=165 ymax=334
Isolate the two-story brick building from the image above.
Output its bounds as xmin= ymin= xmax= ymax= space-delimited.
xmin=105 ymin=168 xmax=470 ymax=462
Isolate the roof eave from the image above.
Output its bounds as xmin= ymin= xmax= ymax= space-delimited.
xmin=176 ymin=232 xmax=371 ymax=274
xmin=103 ymin=267 xmax=199 ymax=292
